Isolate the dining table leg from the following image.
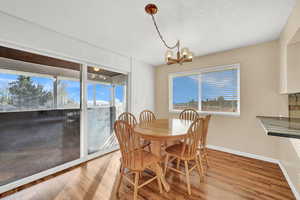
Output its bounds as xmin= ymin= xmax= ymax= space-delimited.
xmin=151 ymin=141 xmax=162 ymax=158
xmin=150 ymin=140 xmax=170 ymax=192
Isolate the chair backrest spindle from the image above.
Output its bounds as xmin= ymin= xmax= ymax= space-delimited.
xmin=179 ymin=108 xmax=199 ymax=121
xmin=139 ymin=110 xmax=156 ymax=123
xmin=118 ymin=112 xmax=137 ymax=126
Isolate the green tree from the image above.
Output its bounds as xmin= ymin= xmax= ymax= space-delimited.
xmin=217 ymin=96 xmax=225 ymax=107
xmin=217 ymin=96 xmax=225 ymax=102
xmin=8 ymin=75 xmax=53 ymax=108
xmin=0 ymin=87 xmax=11 ymax=104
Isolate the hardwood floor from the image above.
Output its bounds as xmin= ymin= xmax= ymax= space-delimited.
xmin=1 ymin=149 xmax=295 ymax=200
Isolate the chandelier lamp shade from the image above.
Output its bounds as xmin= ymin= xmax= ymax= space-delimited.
xmin=145 ymin=3 xmax=194 ymax=65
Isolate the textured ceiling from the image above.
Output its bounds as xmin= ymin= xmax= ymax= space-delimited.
xmin=0 ymin=0 xmax=295 ymax=65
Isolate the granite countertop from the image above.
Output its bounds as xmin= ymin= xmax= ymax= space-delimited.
xmin=257 ymin=116 xmax=300 ymax=139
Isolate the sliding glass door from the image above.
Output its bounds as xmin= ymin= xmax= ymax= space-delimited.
xmin=86 ymin=66 xmax=127 ymax=155
xmin=0 ymin=46 xmax=129 ymax=191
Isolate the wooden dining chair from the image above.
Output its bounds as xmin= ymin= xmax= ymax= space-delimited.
xmin=198 ymin=115 xmax=211 ymax=169
xmin=179 ymin=108 xmax=199 ymax=121
xmin=164 ymin=118 xmax=205 ymax=195
xmin=172 ymin=108 xmax=199 ymax=156
xmin=114 ymin=120 xmax=163 ymax=200
xmin=118 ymin=112 xmax=151 ymax=151
xmin=139 ymin=110 xmax=156 ymax=123
xmin=118 ymin=112 xmax=138 ymax=126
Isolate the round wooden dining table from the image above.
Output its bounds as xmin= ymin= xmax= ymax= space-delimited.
xmin=134 ymin=118 xmax=193 ymax=192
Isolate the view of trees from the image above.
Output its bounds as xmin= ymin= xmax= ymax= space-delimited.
xmin=8 ymin=76 xmax=53 ymax=108
xmin=174 ymin=96 xmax=238 ymax=112
xmin=201 ymin=96 xmax=237 ymax=112
xmin=0 ymin=75 xmax=80 ymax=111
xmin=0 ymin=87 xmax=11 ymax=105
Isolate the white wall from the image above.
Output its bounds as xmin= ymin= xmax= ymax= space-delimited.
xmin=0 ymin=11 xmax=130 ymax=73
xmin=279 ymin=0 xmax=300 ymax=93
xmin=287 ymin=41 xmax=300 ymax=93
xmin=130 ymin=59 xmax=155 ymax=117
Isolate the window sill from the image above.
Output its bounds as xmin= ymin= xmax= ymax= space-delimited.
xmin=169 ymin=109 xmax=240 ymax=117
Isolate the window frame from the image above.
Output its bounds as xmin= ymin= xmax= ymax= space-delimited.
xmin=169 ymin=64 xmax=240 ymax=116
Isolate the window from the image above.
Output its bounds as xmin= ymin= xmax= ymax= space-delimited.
xmin=172 ymin=75 xmax=199 ymax=110
xmin=170 ymin=64 xmax=240 ymax=115
xmin=57 ymin=78 xmax=80 ymax=109
xmin=0 ymin=71 xmax=54 ymax=112
xmin=87 ymin=82 xmax=112 ymax=108
xmin=115 ymin=84 xmax=127 ymax=117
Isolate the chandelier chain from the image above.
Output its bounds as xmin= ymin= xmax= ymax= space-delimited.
xmin=151 ymin=15 xmax=179 ymax=50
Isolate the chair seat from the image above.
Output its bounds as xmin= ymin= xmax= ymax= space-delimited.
xmin=165 ymin=143 xmax=197 ymax=160
xmin=124 ymin=150 xmax=160 ymax=171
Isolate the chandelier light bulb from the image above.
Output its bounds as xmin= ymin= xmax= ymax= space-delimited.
xmin=165 ymin=50 xmax=173 ymax=59
xmin=187 ymin=52 xmax=194 ymax=59
xmin=93 ymin=67 xmax=100 ymax=72
xmin=181 ymin=48 xmax=189 ymax=56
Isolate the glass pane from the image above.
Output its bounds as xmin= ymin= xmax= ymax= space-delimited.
xmin=0 ymin=74 xmax=54 ymax=112
xmin=0 ymin=109 xmax=80 ymax=186
xmin=172 ymin=75 xmax=198 ymax=110
xmin=95 ymin=84 xmax=111 ymax=107
xmin=86 ymin=66 xmax=119 ymax=155
xmin=87 ymin=82 xmax=113 ymax=154
xmin=57 ymin=79 xmax=80 ymax=109
xmin=86 ymin=68 xmax=128 ymax=155
xmin=0 ymin=55 xmax=81 ymax=187
xmin=201 ymin=69 xmax=238 ymax=112
xmin=115 ymin=84 xmax=126 ymax=117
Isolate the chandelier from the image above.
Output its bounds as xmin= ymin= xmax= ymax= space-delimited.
xmin=145 ymin=4 xmax=194 ymax=65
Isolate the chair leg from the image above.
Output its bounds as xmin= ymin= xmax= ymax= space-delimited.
xmin=198 ymin=154 xmax=206 ymax=174
xmin=164 ymin=154 xmax=169 ymax=175
xmin=204 ymin=149 xmax=209 ymax=168
xmin=157 ymin=176 xmax=163 ymax=193
xmin=154 ymin=163 xmax=170 ymax=192
xmin=176 ymin=158 xmax=180 ymax=169
xmin=196 ymin=156 xmax=204 ymax=183
xmin=133 ymin=172 xmax=140 ymax=200
xmin=200 ymin=154 xmax=205 ymax=174
xmin=116 ymin=165 xmax=124 ymax=198
xmin=184 ymin=160 xmax=191 ymax=195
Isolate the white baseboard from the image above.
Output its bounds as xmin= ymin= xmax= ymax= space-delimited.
xmin=207 ymin=144 xmax=300 ymax=200
xmin=278 ymin=161 xmax=300 ymax=200
xmin=207 ymin=144 xmax=278 ymax=163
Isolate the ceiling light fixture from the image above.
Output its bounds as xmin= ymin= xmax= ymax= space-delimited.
xmin=93 ymin=67 xmax=100 ymax=72
xmin=145 ymin=3 xmax=194 ymax=65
